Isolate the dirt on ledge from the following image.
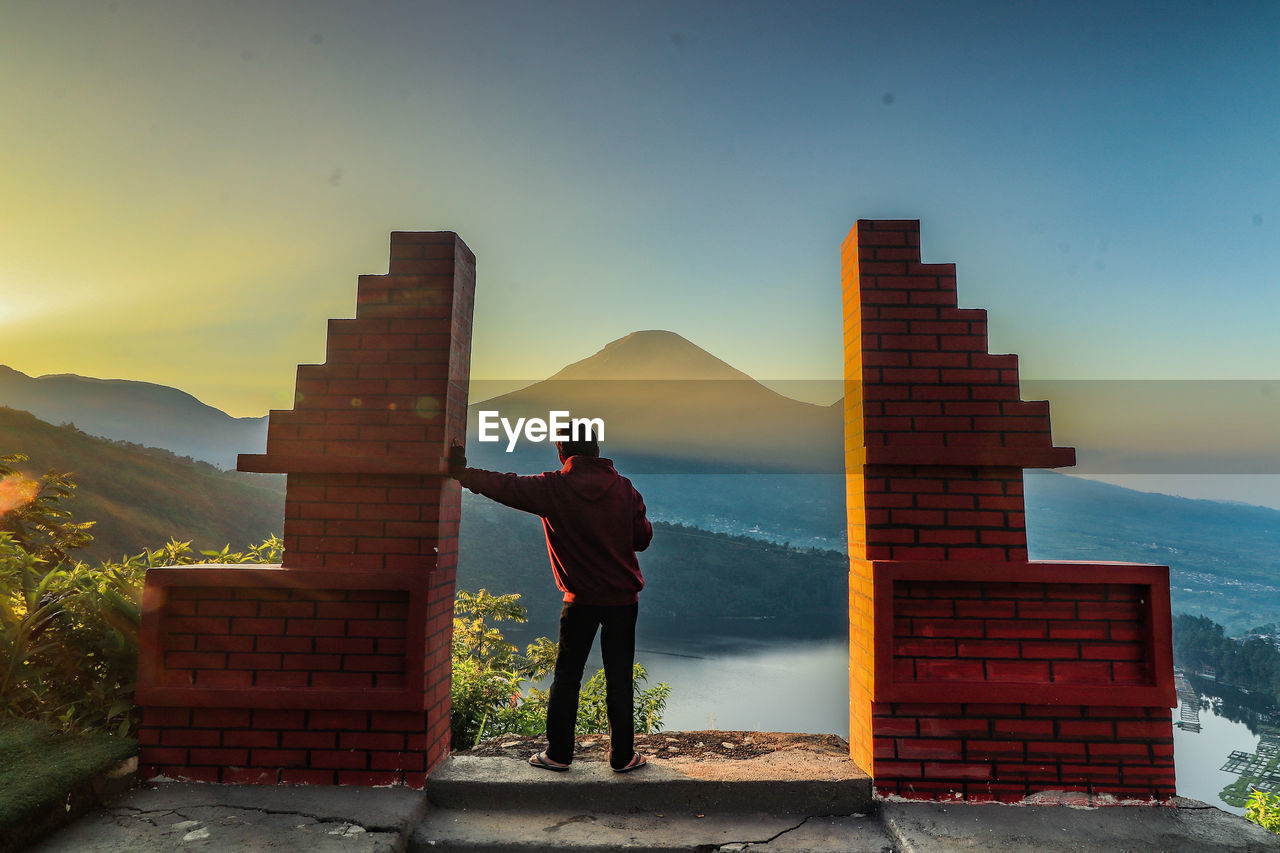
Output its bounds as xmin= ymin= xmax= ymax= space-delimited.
xmin=465 ymin=730 xmax=848 ymax=762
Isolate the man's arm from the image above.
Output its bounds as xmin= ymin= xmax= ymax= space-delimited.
xmin=633 ymin=490 xmax=653 ymax=552
xmin=449 ymin=441 xmax=553 ymax=517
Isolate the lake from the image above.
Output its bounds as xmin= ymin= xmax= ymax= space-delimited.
xmin=627 ymin=636 xmax=1265 ymax=814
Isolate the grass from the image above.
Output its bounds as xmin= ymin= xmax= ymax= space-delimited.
xmin=0 ymin=718 xmax=136 ymax=836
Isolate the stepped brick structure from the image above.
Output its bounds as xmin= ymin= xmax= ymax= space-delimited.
xmin=842 ymin=220 xmax=1176 ymax=801
xmin=136 ymin=232 xmax=474 ymax=786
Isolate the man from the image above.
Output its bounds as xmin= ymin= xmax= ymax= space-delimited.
xmin=448 ymin=429 xmax=653 ymax=772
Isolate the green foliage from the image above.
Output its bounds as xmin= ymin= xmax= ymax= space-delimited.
xmin=0 ymin=454 xmax=94 ymax=564
xmin=1246 ymin=790 xmax=1280 ymax=834
xmin=0 ymin=531 xmax=283 ymax=737
xmin=0 ymin=451 xmax=281 ymax=736
xmin=1173 ymin=613 xmax=1280 ymax=705
xmin=450 ymin=589 xmax=554 ymax=749
xmin=451 ymin=589 xmax=669 ymax=749
xmin=576 ymin=664 xmax=670 ymax=736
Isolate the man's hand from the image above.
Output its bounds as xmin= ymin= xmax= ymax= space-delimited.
xmin=448 ymin=441 xmax=467 ymax=479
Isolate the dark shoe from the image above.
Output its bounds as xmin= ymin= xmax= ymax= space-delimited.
xmin=612 ymin=752 xmax=648 ymax=773
xmin=529 ymin=751 xmax=570 ymax=771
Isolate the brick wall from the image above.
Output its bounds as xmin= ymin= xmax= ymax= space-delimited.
xmin=842 ymin=220 xmax=1175 ymax=801
xmin=137 ymin=232 xmax=474 ymax=786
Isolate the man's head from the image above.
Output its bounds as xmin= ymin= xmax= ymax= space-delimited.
xmin=556 ymin=426 xmax=599 ymax=462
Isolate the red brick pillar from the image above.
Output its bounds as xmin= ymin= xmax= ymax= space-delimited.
xmin=136 ymin=232 xmax=474 ymax=786
xmin=843 ymin=220 xmax=1175 ymax=801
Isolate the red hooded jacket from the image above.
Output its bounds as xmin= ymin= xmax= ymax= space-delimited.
xmin=457 ymin=456 xmax=652 ymax=606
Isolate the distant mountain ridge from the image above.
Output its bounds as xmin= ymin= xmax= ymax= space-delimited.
xmin=546 ymin=330 xmax=756 ymax=381
xmin=467 ymin=330 xmax=842 ymax=474
xmin=0 ymin=365 xmax=266 ymax=469
xmin=6 ymin=333 xmax=1280 ymax=633
xmin=0 ymin=406 xmax=283 ymax=562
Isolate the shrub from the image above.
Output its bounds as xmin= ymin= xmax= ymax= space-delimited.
xmin=1246 ymin=789 xmax=1280 ymax=834
xmin=1 ymin=453 xmax=283 ymax=736
xmin=0 ymin=535 xmax=282 ymax=737
xmin=451 ymin=589 xmax=669 ymax=749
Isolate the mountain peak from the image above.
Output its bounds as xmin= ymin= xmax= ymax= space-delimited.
xmin=546 ymin=330 xmax=755 ymax=381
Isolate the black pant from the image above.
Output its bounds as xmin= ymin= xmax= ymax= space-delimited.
xmin=545 ymin=601 xmax=638 ymax=769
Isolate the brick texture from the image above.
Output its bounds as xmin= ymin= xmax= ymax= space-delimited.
xmin=137 ymin=232 xmax=474 ymax=787
xmin=842 ymin=220 xmax=1175 ymax=801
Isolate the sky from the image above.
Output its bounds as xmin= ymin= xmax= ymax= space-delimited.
xmin=2 ymin=1 xmax=1278 ymax=500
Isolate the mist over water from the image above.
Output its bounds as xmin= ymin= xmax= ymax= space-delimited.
xmin=638 ymin=637 xmax=850 ymax=736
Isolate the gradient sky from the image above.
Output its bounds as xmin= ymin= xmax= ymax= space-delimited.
xmin=3 ymin=2 xmax=1277 ymax=427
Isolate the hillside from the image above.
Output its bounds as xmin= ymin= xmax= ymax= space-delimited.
xmin=1024 ymin=471 xmax=1280 ymax=634
xmin=0 ymin=407 xmax=283 ymax=562
xmin=0 ymin=366 xmax=266 ymax=469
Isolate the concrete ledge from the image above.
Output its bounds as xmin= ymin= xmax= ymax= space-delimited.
xmin=879 ymin=798 xmax=1280 ymax=853
xmin=427 ymin=753 xmax=873 ymax=816
xmin=410 ymin=809 xmax=892 ymax=852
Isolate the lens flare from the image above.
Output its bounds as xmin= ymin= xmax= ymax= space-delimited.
xmin=0 ymin=474 xmax=38 ymax=516
xmin=414 ymin=396 xmax=442 ymax=420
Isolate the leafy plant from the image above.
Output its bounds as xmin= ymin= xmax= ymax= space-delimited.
xmin=1 ymin=453 xmax=283 ymax=736
xmin=1246 ymin=789 xmax=1280 ymax=834
xmin=576 ymin=664 xmax=669 ymax=736
xmin=0 ymin=533 xmax=284 ymax=737
xmin=451 ymin=588 xmax=669 ymax=749
xmin=0 ymin=454 xmax=93 ymax=566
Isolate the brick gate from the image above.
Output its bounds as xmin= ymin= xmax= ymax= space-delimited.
xmin=135 ymin=222 xmax=1177 ymax=797
xmin=842 ymin=220 xmax=1176 ymax=801
xmin=136 ymin=232 xmax=473 ymax=785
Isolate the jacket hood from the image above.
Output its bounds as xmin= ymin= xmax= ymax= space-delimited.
xmin=560 ymin=456 xmax=621 ymax=501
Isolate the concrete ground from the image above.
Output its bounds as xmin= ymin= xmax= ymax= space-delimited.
xmin=26 ymin=782 xmax=428 ymax=853
xmin=25 ymin=780 xmax=1280 ymax=852
xmin=25 ymin=760 xmax=1280 ymax=853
